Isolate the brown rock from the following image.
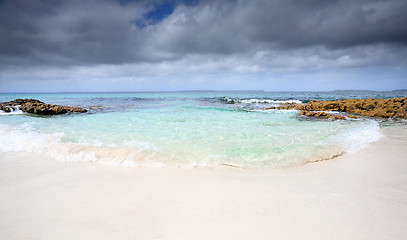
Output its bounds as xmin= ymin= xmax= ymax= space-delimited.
xmin=344 ymin=114 xmax=359 ymax=119
xmin=300 ymin=110 xmax=346 ymax=120
xmin=268 ymin=97 xmax=407 ymax=119
xmin=0 ymin=99 xmax=87 ymax=115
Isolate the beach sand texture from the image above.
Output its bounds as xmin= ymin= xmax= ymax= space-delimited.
xmin=0 ymin=126 xmax=406 ymax=240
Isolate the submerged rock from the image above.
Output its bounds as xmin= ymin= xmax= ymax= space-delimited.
xmin=0 ymin=99 xmax=87 ymax=115
xmin=267 ymin=97 xmax=407 ymax=119
xmin=299 ymin=110 xmax=346 ymax=120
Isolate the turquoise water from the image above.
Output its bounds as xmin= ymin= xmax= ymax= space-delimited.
xmin=1 ymin=91 xmax=405 ymax=168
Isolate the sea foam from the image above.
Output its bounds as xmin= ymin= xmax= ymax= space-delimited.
xmin=240 ymin=99 xmax=302 ymax=104
xmin=0 ymin=107 xmax=25 ymax=115
xmin=0 ymin=123 xmax=164 ymax=168
xmin=0 ymin=118 xmax=383 ymax=168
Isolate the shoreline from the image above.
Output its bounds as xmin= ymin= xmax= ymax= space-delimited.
xmin=1 ymin=126 xmax=407 ymax=239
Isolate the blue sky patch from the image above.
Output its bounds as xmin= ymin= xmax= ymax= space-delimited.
xmin=144 ymin=2 xmax=174 ymax=23
xmin=134 ymin=0 xmax=198 ymax=28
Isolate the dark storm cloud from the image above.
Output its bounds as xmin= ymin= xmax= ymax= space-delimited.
xmin=0 ymin=0 xmax=406 ymax=68
xmin=147 ymin=0 xmax=407 ymax=55
xmin=250 ymin=0 xmax=407 ymax=49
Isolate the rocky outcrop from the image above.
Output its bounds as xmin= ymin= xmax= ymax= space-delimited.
xmin=267 ymin=97 xmax=407 ymax=119
xmin=0 ymin=99 xmax=87 ymax=115
xmin=299 ymin=110 xmax=346 ymax=120
xmin=299 ymin=111 xmax=360 ymax=120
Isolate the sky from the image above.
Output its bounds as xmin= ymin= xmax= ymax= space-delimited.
xmin=0 ymin=0 xmax=406 ymax=92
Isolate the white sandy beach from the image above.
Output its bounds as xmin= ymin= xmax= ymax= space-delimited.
xmin=0 ymin=126 xmax=406 ymax=240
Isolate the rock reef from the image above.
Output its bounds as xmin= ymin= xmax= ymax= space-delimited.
xmin=268 ymin=97 xmax=407 ymax=119
xmin=0 ymin=99 xmax=87 ymax=115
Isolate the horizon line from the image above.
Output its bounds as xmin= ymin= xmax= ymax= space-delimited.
xmin=1 ymin=89 xmax=407 ymax=94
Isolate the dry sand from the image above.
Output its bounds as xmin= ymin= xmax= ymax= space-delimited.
xmin=1 ymin=126 xmax=406 ymax=240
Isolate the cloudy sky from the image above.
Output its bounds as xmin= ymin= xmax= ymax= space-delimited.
xmin=0 ymin=0 xmax=406 ymax=92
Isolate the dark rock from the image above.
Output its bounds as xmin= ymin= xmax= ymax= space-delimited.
xmin=0 ymin=99 xmax=87 ymax=115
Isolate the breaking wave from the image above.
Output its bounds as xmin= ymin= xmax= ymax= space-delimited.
xmin=0 ymin=106 xmax=25 ymax=115
xmin=218 ymin=97 xmax=302 ymax=105
xmin=0 ymin=118 xmax=383 ymax=169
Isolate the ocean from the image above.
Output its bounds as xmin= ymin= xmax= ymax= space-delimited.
xmin=1 ymin=90 xmax=406 ymax=168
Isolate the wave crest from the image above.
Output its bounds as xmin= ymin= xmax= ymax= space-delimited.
xmin=0 ymin=119 xmax=383 ymax=169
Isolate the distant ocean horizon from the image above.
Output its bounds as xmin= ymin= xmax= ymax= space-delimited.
xmin=1 ymin=90 xmax=406 ymax=168
xmin=2 ymin=89 xmax=407 ymax=94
